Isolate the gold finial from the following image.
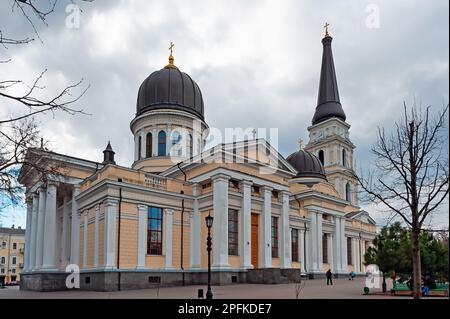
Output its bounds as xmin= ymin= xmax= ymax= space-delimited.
xmin=166 ymin=42 xmax=175 ymax=68
xmin=298 ymin=138 xmax=304 ymax=149
xmin=324 ymin=22 xmax=330 ymax=37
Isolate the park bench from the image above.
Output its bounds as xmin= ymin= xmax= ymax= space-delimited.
xmin=391 ymin=282 xmax=412 ymax=296
xmin=428 ymin=283 xmax=449 ymax=297
xmin=391 ymin=282 xmax=449 ymax=297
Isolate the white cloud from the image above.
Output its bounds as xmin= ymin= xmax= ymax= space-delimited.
xmin=0 ymin=0 xmax=448 ymax=228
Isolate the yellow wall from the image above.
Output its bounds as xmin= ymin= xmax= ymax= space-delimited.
xmin=0 ymin=231 xmax=25 ymax=284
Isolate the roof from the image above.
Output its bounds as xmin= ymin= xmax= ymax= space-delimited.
xmin=345 ymin=210 xmax=377 ymax=225
xmin=136 ymin=66 xmax=204 ymax=120
xmin=312 ymin=35 xmax=346 ymax=125
xmin=286 ymin=149 xmax=327 ymax=180
xmin=0 ymin=227 xmax=25 ymax=236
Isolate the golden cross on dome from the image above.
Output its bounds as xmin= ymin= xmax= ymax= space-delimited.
xmin=252 ymin=128 xmax=257 ymax=140
xmin=324 ymin=22 xmax=330 ymax=37
xmin=298 ymin=138 xmax=304 ymax=149
xmin=168 ymin=42 xmax=175 ymax=66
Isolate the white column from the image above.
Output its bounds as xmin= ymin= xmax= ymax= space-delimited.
xmin=70 ymin=185 xmax=80 ymax=265
xmin=309 ymin=210 xmax=317 ymax=271
xmin=165 ymin=208 xmax=173 ymax=269
xmin=35 ymin=187 xmax=47 ymax=270
xmin=334 ymin=217 xmax=341 ymax=273
xmin=82 ymin=210 xmax=88 ymax=268
xmin=93 ymin=204 xmax=100 ymax=268
xmin=190 ymin=184 xmax=201 ymax=268
xmin=24 ymin=197 xmax=33 ymax=272
xmin=280 ymin=191 xmax=291 ymax=268
xmin=42 ymin=182 xmax=57 ymax=270
xmin=137 ymin=204 xmax=147 ymax=269
xmin=61 ymin=195 xmax=70 ymax=267
xmin=104 ymin=199 xmax=117 ymax=269
xmin=134 ymin=135 xmax=139 ymax=161
xmin=328 ymin=233 xmax=334 ymax=272
xmin=212 ymin=174 xmax=230 ymax=268
xmin=305 ymin=228 xmax=311 ymax=273
xmin=240 ymin=180 xmax=252 ymax=269
xmin=140 ymin=131 xmax=146 ymax=159
xmin=262 ymin=186 xmax=272 ymax=268
xmin=152 ymin=128 xmax=158 ymax=156
xmin=361 ymin=239 xmax=365 ymax=272
xmin=340 ymin=218 xmax=347 ymax=272
xmin=299 ymin=228 xmax=306 ymax=273
xmin=351 ymin=237 xmax=357 ymax=272
xmin=166 ymin=126 xmax=171 ymax=156
xmin=317 ymin=212 xmax=323 ymax=271
xmin=29 ymin=193 xmax=39 ymax=271
xmin=356 ymin=238 xmax=362 ymax=273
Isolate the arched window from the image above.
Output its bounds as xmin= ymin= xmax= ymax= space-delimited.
xmin=342 ymin=149 xmax=346 ymax=167
xmin=146 ymin=132 xmax=152 ymax=158
xmin=138 ymin=136 xmax=142 ymax=160
xmin=158 ymin=131 xmax=166 ymax=156
xmin=188 ymin=134 xmax=193 ymax=158
xmin=345 ymin=182 xmax=351 ymax=202
xmin=318 ymin=150 xmax=324 ymax=165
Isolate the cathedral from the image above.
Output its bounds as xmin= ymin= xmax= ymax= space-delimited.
xmin=18 ymin=30 xmax=376 ymax=291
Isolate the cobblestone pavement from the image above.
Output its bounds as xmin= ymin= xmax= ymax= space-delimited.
xmin=0 ymin=277 xmax=442 ymax=299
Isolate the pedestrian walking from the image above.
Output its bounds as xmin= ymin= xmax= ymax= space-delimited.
xmin=326 ymin=269 xmax=333 ymax=285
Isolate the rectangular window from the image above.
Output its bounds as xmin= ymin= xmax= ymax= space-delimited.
xmin=12 ymin=243 xmax=17 ymax=250
xmin=0 ymin=268 xmax=4 ymax=274
xmin=347 ymin=237 xmax=353 ymax=265
xmin=147 ymin=206 xmax=163 ymax=255
xmin=12 ymin=257 xmax=16 ymax=265
xmin=271 ymin=216 xmax=279 ymax=258
xmin=12 ymin=268 xmax=16 ymax=274
xmin=1 ymin=242 xmax=6 ymax=249
xmin=0 ymin=257 xmax=5 ymax=264
xmin=291 ymin=229 xmax=299 ymax=262
xmin=228 ymin=209 xmax=239 ymax=256
xmin=323 ymin=234 xmax=328 ymax=264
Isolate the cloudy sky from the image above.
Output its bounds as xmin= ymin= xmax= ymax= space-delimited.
xmin=1 ymin=0 xmax=448 ymax=229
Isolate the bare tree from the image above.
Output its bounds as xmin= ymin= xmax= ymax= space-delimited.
xmin=0 ymin=0 xmax=92 ymax=215
xmin=357 ymin=102 xmax=449 ymax=299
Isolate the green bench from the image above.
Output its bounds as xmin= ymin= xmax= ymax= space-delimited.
xmin=391 ymin=282 xmax=449 ymax=297
xmin=428 ymin=283 xmax=449 ymax=297
xmin=391 ymin=282 xmax=412 ymax=296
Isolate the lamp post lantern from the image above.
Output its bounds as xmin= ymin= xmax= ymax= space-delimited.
xmin=205 ymin=212 xmax=214 ymax=299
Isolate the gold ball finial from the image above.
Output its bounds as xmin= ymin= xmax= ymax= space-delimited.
xmin=324 ymin=22 xmax=330 ymax=37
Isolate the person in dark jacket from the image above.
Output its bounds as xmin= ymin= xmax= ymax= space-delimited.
xmin=326 ymin=269 xmax=333 ymax=285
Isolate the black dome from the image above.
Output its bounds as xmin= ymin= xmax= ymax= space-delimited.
xmin=286 ymin=149 xmax=327 ymax=180
xmin=136 ymin=66 xmax=204 ymax=120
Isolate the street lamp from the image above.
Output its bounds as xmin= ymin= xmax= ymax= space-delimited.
xmin=205 ymin=212 xmax=214 ymax=299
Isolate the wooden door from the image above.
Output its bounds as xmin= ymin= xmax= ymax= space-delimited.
xmin=251 ymin=213 xmax=259 ymax=268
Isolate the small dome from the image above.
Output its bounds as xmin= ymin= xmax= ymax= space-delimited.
xmin=286 ymin=149 xmax=326 ymax=180
xmin=136 ymin=66 xmax=204 ymax=120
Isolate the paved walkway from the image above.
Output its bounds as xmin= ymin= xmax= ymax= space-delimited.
xmin=0 ymin=277 xmax=433 ymax=299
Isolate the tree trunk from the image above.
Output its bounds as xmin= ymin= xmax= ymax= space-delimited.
xmin=411 ymin=227 xmax=422 ymax=299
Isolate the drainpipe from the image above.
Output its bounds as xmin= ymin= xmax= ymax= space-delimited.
xmin=177 ymin=162 xmax=187 ymax=286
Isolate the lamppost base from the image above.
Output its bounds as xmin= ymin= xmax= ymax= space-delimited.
xmin=206 ymin=289 xmax=213 ymax=299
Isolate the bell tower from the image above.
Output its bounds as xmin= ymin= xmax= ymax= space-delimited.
xmin=304 ymin=26 xmax=359 ymax=207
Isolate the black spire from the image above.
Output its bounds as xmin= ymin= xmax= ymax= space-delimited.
xmin=312 ymin=34 xmax=346 ymax=125
xmin=102 ymin=141 xmax=116 ymax=165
